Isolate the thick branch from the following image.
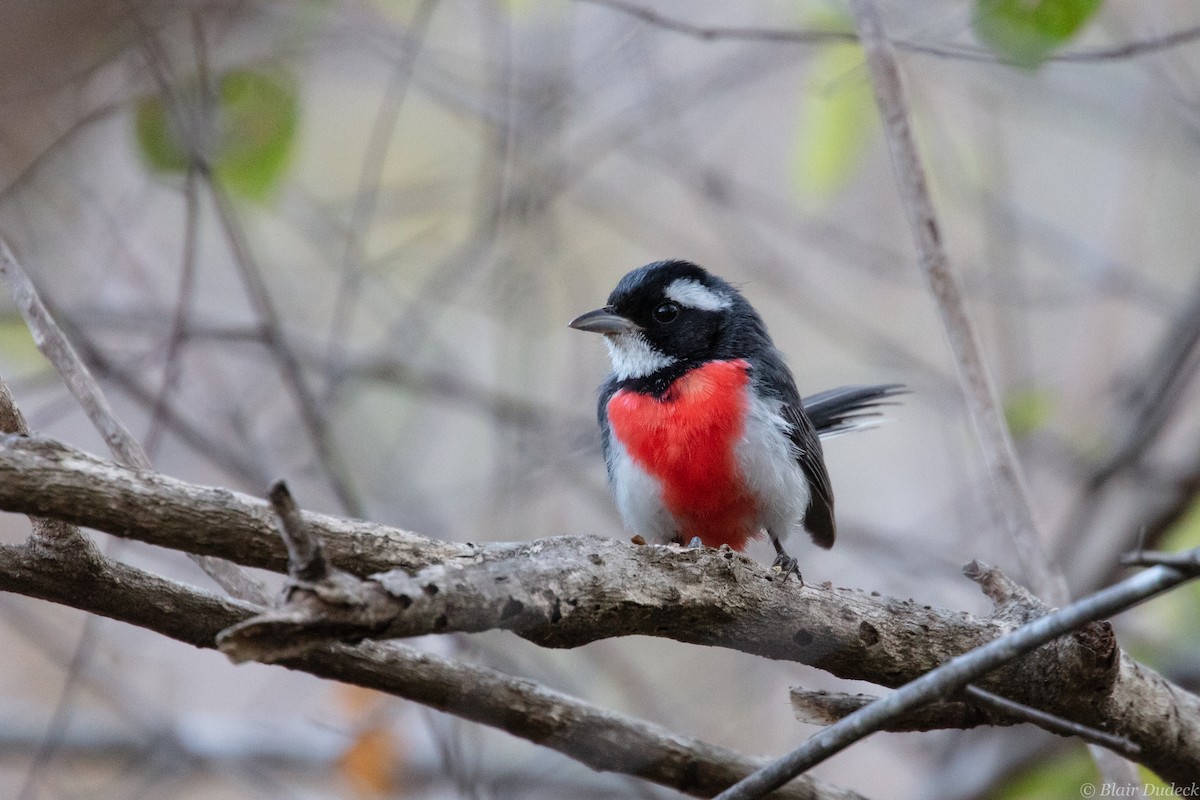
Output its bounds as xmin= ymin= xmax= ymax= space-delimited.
xmin=0 ymin=433 xmax=461 ymax=575
xmin=0 ymin=433 xmax=1198 ymax=782
xmin=0 ymin=539 xmax=859 ymax=800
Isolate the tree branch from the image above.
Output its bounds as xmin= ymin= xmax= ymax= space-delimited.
xmin=0 ymin=236 xmax=266 ymax=604
xmin=0 ymin=538 xmax=861 ymax=800
xmin=580 ymin=0 xmax=1200 ymax=65
xmin=716 ymin=557 xmax=1200 ymax=799
xmin=0 ymin=433 xmax=1197 ymax=782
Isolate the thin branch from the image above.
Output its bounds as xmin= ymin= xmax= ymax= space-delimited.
xmin=0 ymin=541 xmax=862 ymax=800
xmin=206 ymin=182 xmax=365 ymax=518
xmin=0 ymin=238 xmax=150 ymax=471
xmin=126 ymin=8 xmax=364 ymax=517
xmin=713 ymin=555 xmax=1200 ymax=800
xmin=960 ymin=685 xmax=1139 ymax=758
xmin=1058 ymin=270 xmax=1200 ymax=580
xmin=51 ymin=316 xmax=270 ymax=487
xmin=788 ymin=685 xmax=1141 ymax=757
xmin=1121 ymin=549 xmax=1200 ymax=570
xmin=145 ymin=163 xmax=201 ymax=455
xmin=846 ymin=0 xmax=1066 ymax=605
xmin=323 ymin=0 xmax=438 ymax=387
xmin=791 ymin=688 xmax=993 ymax=731
xmin=16 ymin=615 xmax=100 ymax=800
xmin=0 ymin=237 xmax=267 ymax=604
xmin=579 ymin=0 xmax=1200 ymax=65
xmin=578 ymin=0 xmax=858 ymax=46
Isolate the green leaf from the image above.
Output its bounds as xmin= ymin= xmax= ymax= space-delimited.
xmin=973 ymin=0 xmax=1104 ymax=69
xmin=134 ymin=95 xmax=192 ymax=174
xmin=792 ymin=42 xmax=877 ymax=199
xmin=0 ymin=313 xmax=43 ymax=375
xmin=1157 ymin=495 xmax=1200 ymax=639
xmin=994 ymin=747 xmax=1097 ymax=799
xmin=213 ymin=70 xmax=299 ymax=201
xmin=132 ymin=69 xmax=299 ymax=201
xmin=1003 ymin=389 xmax=1054 ymax=437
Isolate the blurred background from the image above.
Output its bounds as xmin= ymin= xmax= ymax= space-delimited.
xmin=1 ymin=0 xmax=1199 ymax=797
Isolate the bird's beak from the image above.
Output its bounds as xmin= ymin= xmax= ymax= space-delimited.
xmin=568 ymin=308 xmax=641 ymax=335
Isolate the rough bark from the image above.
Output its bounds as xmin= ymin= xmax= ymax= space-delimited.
xmin=0 ymin=537 xmax=859 ymax=800
xmin=0 ymin=433 xmax=1198 ymax=782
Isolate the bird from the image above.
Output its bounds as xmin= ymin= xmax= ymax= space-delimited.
xmin=568 ymin=259 xmax=903 ymax=581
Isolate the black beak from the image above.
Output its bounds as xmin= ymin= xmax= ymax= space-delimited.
xmin=568 ymin=307 xmax=641 ymax=335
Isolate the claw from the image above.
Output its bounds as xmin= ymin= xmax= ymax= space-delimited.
xmin=769 ymin=535 xmax=804 ymax=585
xmin=771 ymin=552 xmax=803 ymax=585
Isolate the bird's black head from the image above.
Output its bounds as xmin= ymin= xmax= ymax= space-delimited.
xmin=569 ymin=260 xmax=772 ymax=385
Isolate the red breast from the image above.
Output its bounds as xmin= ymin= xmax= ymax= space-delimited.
xmin=606 ymin=359 xmax=760 ymax=550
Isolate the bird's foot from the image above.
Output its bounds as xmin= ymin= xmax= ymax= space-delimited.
xmin=770 ymin=552 xmax=804 ymax=586
xmin=687 ymin=536 xmax=704 ymax=550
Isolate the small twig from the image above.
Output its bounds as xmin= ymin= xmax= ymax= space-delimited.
xmin=789 ymin=684 xmax=1143 ymax=756
xmin=791 ymin=688 xmax=990 ymax=730
xmin=218 ymin=482 xmax=393 ymax=664
xmin=126 ymin=11 xmax=363 ymax=518
xmin=268 ymin=481 xmax=328 ymax=582
xmin=846 ymin=0 xmax=1066 ymax=605
xmin=713 ymin=548 xmax=1199 ymax=800
xmin=960 ymin=685 xmax=1139 ymax=758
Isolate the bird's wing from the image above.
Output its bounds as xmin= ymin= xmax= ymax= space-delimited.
xmin=783 ymin=401 xmax=836 ymax=549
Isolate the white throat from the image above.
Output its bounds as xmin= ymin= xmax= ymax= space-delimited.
xmin=604 ymin=332 xmax=676 ymax=380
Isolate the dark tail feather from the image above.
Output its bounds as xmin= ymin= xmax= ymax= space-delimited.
xmin=803 ymin=384 xmax=907 ymax=438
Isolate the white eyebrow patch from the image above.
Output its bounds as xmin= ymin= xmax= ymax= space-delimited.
xmin=665 ymin=278 xmax=732 ymax=311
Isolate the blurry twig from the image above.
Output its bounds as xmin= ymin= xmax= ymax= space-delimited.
xmin=324 ymin=0 xmax=438 ymax=387
xmin=581 ymin=0 xmax=1200 ymax=64
xmin=0 ymin=237 xmax=267 ymax=604
xmin=15 ymin=616 xmax=99 ymax=800
xmin=128 ymin=5 xmax=364 ymax=517
xmin=207 ymin=181 xmax=366 ymax=518
xmin=1 ymin=239 xmax=150 ymax=470
xmin=1060 ymin=269 xmax=1200 ymax=560
xmin=845 ymin=0 xmax=1065 ymax=603
xmin=52 ymin=318 xmax=270 ymax=487
xmin=145 ymin=164 xmax=201 ymax=455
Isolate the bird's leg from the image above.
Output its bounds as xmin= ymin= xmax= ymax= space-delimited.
xmin=687 ymin=536 xmax=704 ymax=549
xmin=770 ymin=535 xmax=803 ymax=585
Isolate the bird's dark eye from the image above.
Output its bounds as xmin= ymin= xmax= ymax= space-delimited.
xmin=652 ymin=302 xmax=679 ymax=324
